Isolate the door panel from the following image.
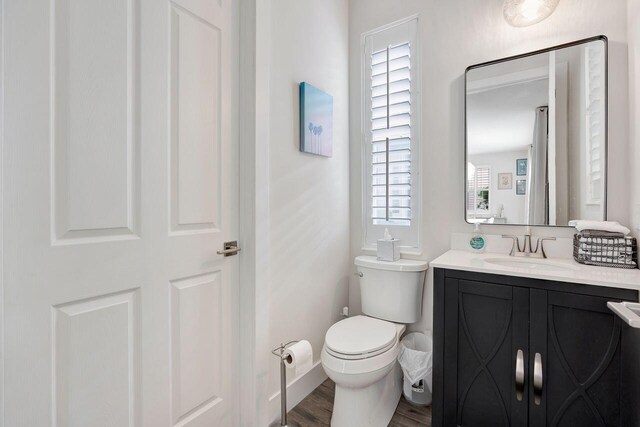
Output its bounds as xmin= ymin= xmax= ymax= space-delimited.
xmin=169 ymin=3 xmax=222 ymax=234
xmin=2 ymin=0 xmax=239 ymax=425
xmin=530 ymin=290 xmax=623 ymax=427
xmin=52 ymin=0 xmax=139 ymax=243
xmin=170 ymin=271 xmax=227 ymax=425
xmin=53 ymin=290 xmax=139 ymax=427
xmin=443 ymin=279 xmax=528 ymax=427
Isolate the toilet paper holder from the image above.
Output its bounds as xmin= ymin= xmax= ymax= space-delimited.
xmin=271 ymin=341 xmax=301 ymax=427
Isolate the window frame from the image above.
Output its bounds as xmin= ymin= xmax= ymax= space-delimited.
xmin=361 ymin=15 xmax=421 ymax=252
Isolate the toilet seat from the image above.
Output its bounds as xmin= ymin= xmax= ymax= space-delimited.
xmin=325 ymin=316 xmax=398 ymax=360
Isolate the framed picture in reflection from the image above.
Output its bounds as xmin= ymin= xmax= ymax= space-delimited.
xmin=498 ymin=173 xmax=512 ymax=190
xmin=516 ymin=179 xmax=527 ymax=195
xmin=516 ymin=158 xmax=528 ymax=176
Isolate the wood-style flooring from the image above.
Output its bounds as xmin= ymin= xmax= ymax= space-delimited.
xmin=288 ymin=379 xmax=432 ymax=426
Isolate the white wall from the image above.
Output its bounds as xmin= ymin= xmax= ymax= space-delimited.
xmin=267 ymin=0 xmax=350 ymax=419
xmin=630 ymin=0 xmax=640 ymax=237
xmin=349 ymin=0 xmax=630 ymax=332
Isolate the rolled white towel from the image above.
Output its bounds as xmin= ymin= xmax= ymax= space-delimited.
xmin=569 ymin=220 xmax=630 ymax=235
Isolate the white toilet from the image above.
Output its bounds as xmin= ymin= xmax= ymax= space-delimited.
xmin=321 ymin=255 xmax=428 ymax=427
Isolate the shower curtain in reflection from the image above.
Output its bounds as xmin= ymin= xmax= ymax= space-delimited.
xmin=525 ymin=106 xmax=549 ymax=225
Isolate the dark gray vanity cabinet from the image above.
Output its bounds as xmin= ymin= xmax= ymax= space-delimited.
xmin=437 ymin=277 xmax=529 ymax=427
xmin=432 ymin=268 xmax=639 ymax=427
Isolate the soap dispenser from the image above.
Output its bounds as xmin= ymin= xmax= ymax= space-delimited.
xmin=469 ymin=224 xmax=486 ymax=253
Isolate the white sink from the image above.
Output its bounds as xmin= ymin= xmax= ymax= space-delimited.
xmin=484 ymin=257 xmax=578 ymax=272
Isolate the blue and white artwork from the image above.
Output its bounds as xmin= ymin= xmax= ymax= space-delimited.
xmin=300 ymin=82 xmax=333 ymax=157
xmin=516 ymin=158 xmax=528 ymax=176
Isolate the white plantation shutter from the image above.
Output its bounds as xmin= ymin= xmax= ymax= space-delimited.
xmin=584 ymin=44 xmax=605 ymax=205
xmin=476 ymin=167 xmax=490 ymax=192
xmin=467 ymin=164 xmax=476 ymax=212
xmin=363 ymin=17 xmax=420 ymax=249
xmin=370 ymin=42 xmax=412 ymax=226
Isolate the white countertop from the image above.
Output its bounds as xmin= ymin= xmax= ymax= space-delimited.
xmin=431 ymin=250 xmax=640 ymax=293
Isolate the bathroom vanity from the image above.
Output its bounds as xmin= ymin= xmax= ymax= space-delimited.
xmin=431 ymin=251 xmax=640 ymax=427
xmin=435 ymin=31 xmax=640 ymax=426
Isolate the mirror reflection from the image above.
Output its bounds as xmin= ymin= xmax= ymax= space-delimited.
xmin=465 ymin=37 xmax=607 ymax=226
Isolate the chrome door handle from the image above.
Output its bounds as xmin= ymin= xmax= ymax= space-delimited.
xmin=515 ymin=349 xmax=525 ymax=401
xmin=533 ymin=353 xmax=543 ymax=405
xmin=217 ymin=241 xmax=241 ymax=257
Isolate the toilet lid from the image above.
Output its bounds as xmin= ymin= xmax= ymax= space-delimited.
xmin=325 ymin=316 xmax=397 ymax=356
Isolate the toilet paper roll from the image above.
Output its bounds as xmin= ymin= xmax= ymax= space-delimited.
xmin=283 ymin=340 xmax=313 ymax=377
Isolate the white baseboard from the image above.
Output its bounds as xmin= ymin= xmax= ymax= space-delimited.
xmin=267 ymin=361 xmax=328 ymax=425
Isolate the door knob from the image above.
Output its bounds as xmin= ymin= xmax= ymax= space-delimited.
xmin=217 ymin=241 xmax=241 ymax=257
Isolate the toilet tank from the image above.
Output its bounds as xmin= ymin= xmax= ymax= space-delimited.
xmin=355 ymin=256 xmax=428 ymax=324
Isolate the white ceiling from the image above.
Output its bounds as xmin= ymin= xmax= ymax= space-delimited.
xmin=467 ymin=78 xmax=549 ymax=155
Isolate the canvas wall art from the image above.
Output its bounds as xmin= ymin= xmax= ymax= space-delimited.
xmin=300 ymin=82 xmax=333 ymax=157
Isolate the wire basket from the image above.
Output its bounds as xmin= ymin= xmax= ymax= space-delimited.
xmin=573 ymin=233 xmax=638 ymax=269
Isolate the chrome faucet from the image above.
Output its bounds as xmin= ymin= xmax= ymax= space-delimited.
xmin=502 ymin=228 xmax=556 ymax=259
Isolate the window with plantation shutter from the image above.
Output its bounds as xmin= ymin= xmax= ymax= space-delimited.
xmin=363 ymin=17 xmax=420 ymax=250
xmin=466 ymin=163 xmax=490 ymax=217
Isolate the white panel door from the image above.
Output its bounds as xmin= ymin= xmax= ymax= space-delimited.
xmin=1 ymin=0 xmax=239 ymax=426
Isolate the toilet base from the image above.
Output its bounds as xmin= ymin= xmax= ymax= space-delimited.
xmin=330 ymin=362 xmax=402 ymax=427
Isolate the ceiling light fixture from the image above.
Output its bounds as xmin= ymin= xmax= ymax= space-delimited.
xmin=503 ymin=0 xmax=560 ymax=27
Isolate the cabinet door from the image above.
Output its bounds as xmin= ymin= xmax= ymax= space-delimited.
xmin=529 ymin=290 xmax=624 ymax=427
xmin=442 ymin=279 xmax=529 ymax=427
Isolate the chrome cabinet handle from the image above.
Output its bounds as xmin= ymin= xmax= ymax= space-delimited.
xmin=533 ymin=353 xmax=543 ymax=405
xmin=217 ymin=241 xmax=241 ymax=257
xmin=515 ymin=349 xmax=525 ymax=401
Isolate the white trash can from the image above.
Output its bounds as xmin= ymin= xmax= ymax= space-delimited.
xmin=397 ymin=332 xmax=433 ymax=406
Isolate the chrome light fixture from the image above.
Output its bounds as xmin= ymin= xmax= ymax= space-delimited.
xmin=503 ymin=0 xmax=560 ymax=27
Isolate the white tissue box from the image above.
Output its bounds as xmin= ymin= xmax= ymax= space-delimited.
xmin=377 ymin=238 xmax=400 ymax=262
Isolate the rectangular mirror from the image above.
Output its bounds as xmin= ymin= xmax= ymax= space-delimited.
xmin=465 ymin=36 xmax=607 ymax=226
